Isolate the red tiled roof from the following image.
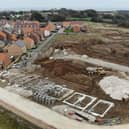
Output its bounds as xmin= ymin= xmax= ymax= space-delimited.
xmin=0 ymin=53 xmax=11 ymax=67
xmin=9 ymin=34 xmax=17 ymax=41
xmin=23 ymin=37 xmax=34 ymax=44
xmin=73 ymin=24 xmax=81 ymax=32
xmin=0 ymin=31 xmax=7 ymax=40
xmin=22 ymin=28 xmax=33 ymax=34
xmin=30 ymin=33 xmax=40 ymax=43
xmin=40 ymin=23 xmax=55 ymax=32
xmin=63 ymin=21 xmax=71 ymax=27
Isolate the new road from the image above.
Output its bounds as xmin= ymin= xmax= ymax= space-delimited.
xmin=53 ymin=54 xmax=129 ymax=73
xmin=35 ymin=33 xmax=57 ymax=53
xmin=0 ymin=87 xmax=129 ymax=129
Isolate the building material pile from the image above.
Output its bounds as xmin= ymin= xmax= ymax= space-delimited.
xmin=99 ymin=76 xmax=129 ymax=100
xmin=33 ymin=79 xmax=73 ymax=106
xmin=5 ymin=85 xmax=33 ymax=98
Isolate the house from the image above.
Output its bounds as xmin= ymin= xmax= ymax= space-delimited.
xmin=9 ymin=34 xmax=17 ymax=41
xmin=63 ymin=21 xmax=71 ymax=28
xmin=23 ymin=37 xmax=35 ymax=49
xmin=36 ymin=31 xmax=45 ymax=41
xmin=0 ymin=20 xmax=14 ymax=27
xmin=0 ymin=40 xmax=6 ymax=48
xmin=72 ymin=24 xmax=81 ymax=33
xmin=40 ymin=28 xmax=51 ymax=37
xmin=30 ymin=33 xmax=40 ymax=43
xmin=0 ymin=53 xmax=11 ymax=69
xmin=21 ymin=27 xmax=33 ymax=36
xmin=56 ymin=24 xmax=62 ymax=30
xmin=40 ymin=22 xmax=56 ymax=37
xmin=46 ymin=22 xmax=56 ymax=32
xmin=15 ymin=40 xmax=27 ymax=53
xmin=5 ymin=43 xmax=24 ymax=57
xmin=0 ymin=31 xmax=7 ymax=40
xmin=3 ymin=23 xmax=14 ymax=33
xmin=81 ymin=25 xmax=88 ymax=32
xmin=14 ymin=20 xmax=40 ymax=33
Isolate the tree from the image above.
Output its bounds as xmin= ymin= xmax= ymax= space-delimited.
xmin=86 ymin=9 xmax=98 ymax=17
xmin=48 ymin=14 xmax=66 ymax=22
xmin=31 ymin=11 xmax=45 ymax=22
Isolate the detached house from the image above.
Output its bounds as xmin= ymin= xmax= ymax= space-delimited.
xmin=9 ymin=34 xmax=17 ymax=41
xmin=63 ymin=21 xmax=71 ymax=28
xmin=21 ymin=28 xmax=33 ymax=36
xmin=15 ymin=40 xmax=27 ymax=53
xmin=72 ymin=24 xmax=81 ymax=33
xmin=36 ymin=31 xmax=44 ymax=41
xmin=0 ymin=40 xmax=6 ymax=48
xmin=40 ymin=28 xmax=50 ymax=37
xmin=46 ymin=22 xmax=56 ymax=32
xmin=5 ymin=40 xmax=26 ymax=57
xmin=23 ymin=37 xmax=35 ymax=49
xmin=0 ymin=53 xmax=11 ymax=69
xmin=0 ymin=31 xmax=7 ymax=40
xmin=30 ymin=33 xmax=40 ymax=43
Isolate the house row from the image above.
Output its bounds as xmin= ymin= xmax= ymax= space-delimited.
xmin=0 ymin=20 xmax=56 ymax=37
xmin=0 ymin=20 xmax=57 ymax=70
xmin=62 ymin=21 xmax=88 ymax=33
xmin=0 ymin=35 xmax=35 ymax=69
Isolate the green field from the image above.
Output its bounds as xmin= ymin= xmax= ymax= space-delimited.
xmin=67 ymin=17 xmax=92 ymax=21
xmin=0 ymin=107 xmax=39 ymax=129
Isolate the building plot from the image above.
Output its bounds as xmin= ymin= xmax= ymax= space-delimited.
xmin=88 ymin=100 xmax=114 ymax=117
xmin=63 ymin=92 xmax=97 ymax=110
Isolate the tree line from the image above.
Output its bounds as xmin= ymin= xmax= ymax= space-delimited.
xmin=0 ymin=9 xmax=129 ymax=28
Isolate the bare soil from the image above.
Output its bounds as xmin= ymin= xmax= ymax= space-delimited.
xmin=36 ymin=59 xmax=129 ymax=123
xmin=35 ymin=23 xmax=129 ymax=124
xmin=92 ymin=103 xmax=110 ymax=115
xmin=52 ymin=29 xmax=129 ymax=66
xmin=75 ymin=97 xmax=92 ymax=108
xmin=66 ymin=94 xmax=83 ymax=104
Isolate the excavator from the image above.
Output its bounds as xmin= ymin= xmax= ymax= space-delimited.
xmin=86 ymin=66 xmax=106 ymax=76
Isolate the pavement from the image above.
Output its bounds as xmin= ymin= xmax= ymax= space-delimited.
xmin=0 ymin=87 xmax=129 ymax=129
xmin=2 ymin=31 xmax=129 ymax=128
xmin=34 ymin=33 xmax=57 ymax=53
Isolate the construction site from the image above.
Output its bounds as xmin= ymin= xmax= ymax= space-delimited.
xmin=52 ymin=23 xmax=129 ymax=66
xmin=1 ymin=22 xmax=129 ymax=128
xmin=33 ymin=22 xmax=129 ymax=125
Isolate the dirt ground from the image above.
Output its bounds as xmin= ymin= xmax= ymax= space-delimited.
xmin=36 ymin=58 xmax=129 ymax=124
xmin=34 ymin=22 xmax=129 ymax=124
xmin=51 ymin=24 xmax=129 ymax=66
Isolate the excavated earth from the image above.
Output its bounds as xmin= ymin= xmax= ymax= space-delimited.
xmin=52 ymin=28 xmax=129 ymax=66
xmin=35 ymin=24 xmax=129 ymax=124
xmin=35 ymin=58 xmax=129 ymax=124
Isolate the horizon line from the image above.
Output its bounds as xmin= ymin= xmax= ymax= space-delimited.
xmin=0 ymin=7 xmax=129 ymax=12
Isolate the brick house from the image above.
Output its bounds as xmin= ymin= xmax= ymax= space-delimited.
xmin=15 ymin=40 xmax=27 ymax=53
xmin=23 ymin=37 xmax=35 ymax=49
xmin=4 ymin=44 xmax=23 ymax=57
xmin=0 ymin=53 xmax=11 ymax=69
xmin=14 ymin=20 xmax=40 ymax=35
xmin=0 ymin=31 xmax=7 ymax=40
xmin=63 ymin=21 xmax=71 ymax=28
xmin=72 ymin=24 xmax=81 ymax=33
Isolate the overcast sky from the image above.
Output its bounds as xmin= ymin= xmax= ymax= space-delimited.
xmin=0 ymin=0 xmax=129 ymax=11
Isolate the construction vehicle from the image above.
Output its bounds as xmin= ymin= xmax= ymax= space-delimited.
xmin=86 ymin=66 xmax=106 ymax=76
